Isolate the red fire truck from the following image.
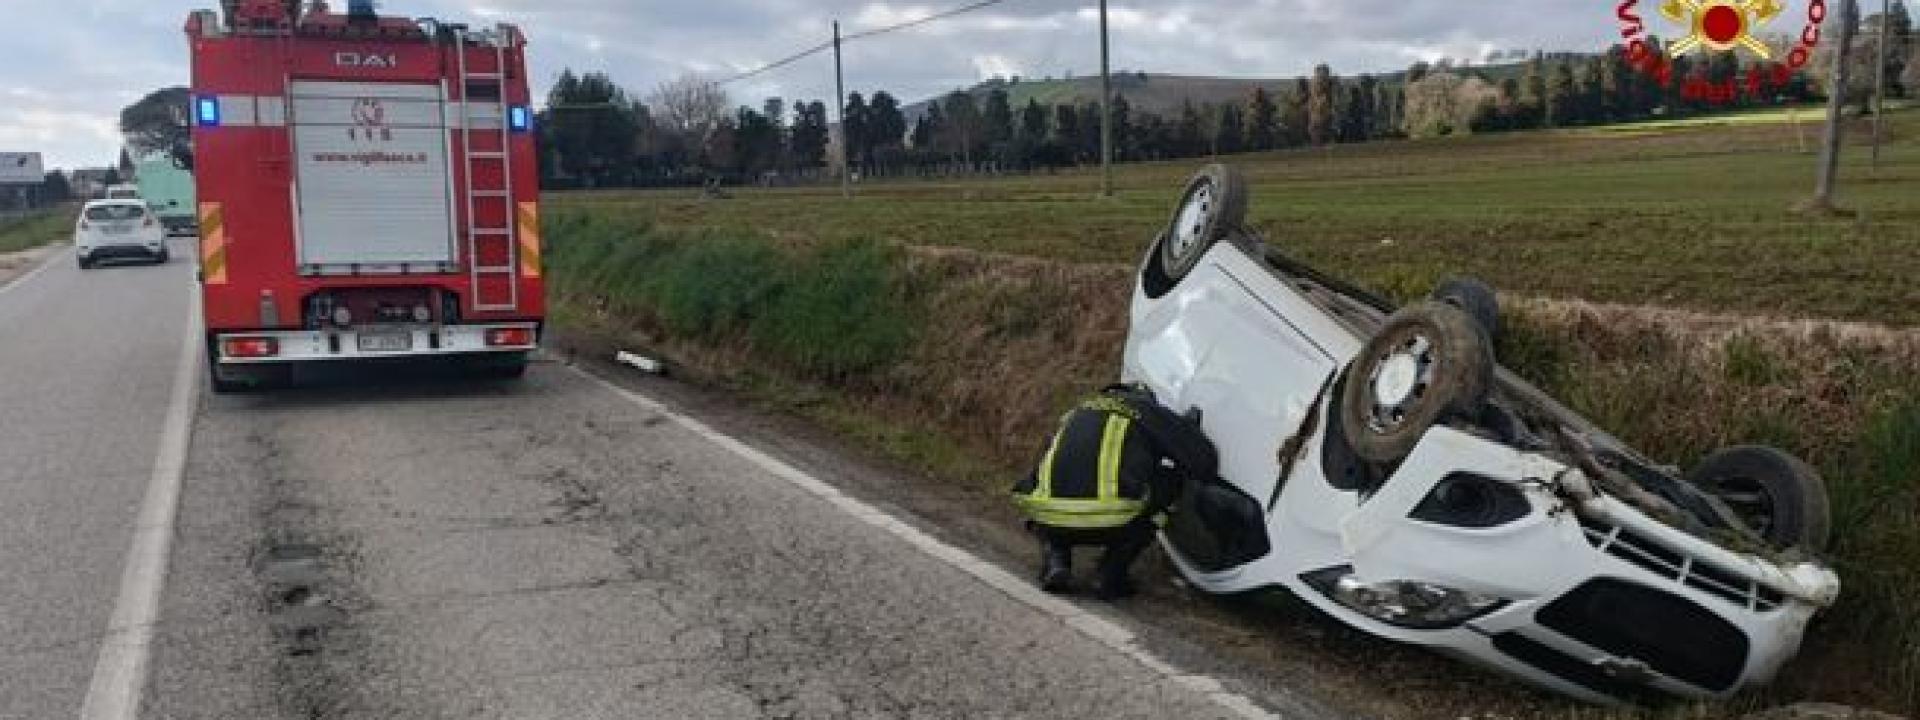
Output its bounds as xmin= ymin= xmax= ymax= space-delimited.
xmin=187 ymin=0 xmax=542 ymax=392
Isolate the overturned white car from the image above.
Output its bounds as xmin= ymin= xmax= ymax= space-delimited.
xmin=1126 ymin=165 xmax=1840 ymax=704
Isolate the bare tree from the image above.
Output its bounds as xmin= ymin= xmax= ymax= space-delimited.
xmin=1811 ymin=0 xmax=1862 ymax=212
xmin=648 ymin=75 xmax=729 ymax=138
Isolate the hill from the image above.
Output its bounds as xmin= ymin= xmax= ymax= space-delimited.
xmin=901 ymin=60 xmax=1538 ymax=121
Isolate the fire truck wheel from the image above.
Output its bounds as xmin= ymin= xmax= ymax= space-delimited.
xmin=208 ymin=361 xmax=291 ymax=394
xmin=470 ymin=353 xmax=529 ymax=380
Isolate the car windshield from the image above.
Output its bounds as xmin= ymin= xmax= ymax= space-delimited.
xmin=85 ymin=205 xmax=146 ymax=221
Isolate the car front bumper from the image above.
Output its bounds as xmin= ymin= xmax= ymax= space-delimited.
xmin=1166 ymin=426 xmax=1840 ymax=704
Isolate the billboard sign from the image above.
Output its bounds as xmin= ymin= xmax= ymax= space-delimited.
xmin=0 ymin=153 xmax=44 ymax=184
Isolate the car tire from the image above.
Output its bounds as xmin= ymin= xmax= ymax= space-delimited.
xmin=77 ymin=256 xmax=92 ymax=270
xmin=1686 ymin=445 xmax=1832 ymax=553
xmin=155 ymin=248 xmax=170 ymax=264
xmin=1430 ymin=277 xmax=1500 ymax=339
xmin=1339 ymin=301 xmax=1495 ymax=464
xmin=1158 ymin=163 xmax=1248 ymax=283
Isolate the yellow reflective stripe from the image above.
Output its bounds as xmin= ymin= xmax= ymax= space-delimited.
xmin=1018 ymin=498 xmax=1146 ymax=530
xmin=1033 ymin=424 xmax=1064 ymax=501
xmin=517 ymin=202 xmax=541 ymax=279
xmin=198 ymin=202 xmax=227 ymax=285
xmin=1097 ymin=415 xmax=1130 ymax=503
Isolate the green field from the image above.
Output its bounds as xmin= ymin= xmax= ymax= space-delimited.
xmin=552 ymin=110 xmax=1920 ymax=326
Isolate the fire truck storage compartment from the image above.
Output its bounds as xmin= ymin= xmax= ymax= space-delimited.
xmin=290 ymin=80 xmax=456 ymax=270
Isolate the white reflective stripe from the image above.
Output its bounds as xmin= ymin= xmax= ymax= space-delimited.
xmin=255 ymin=97 xmax=287 ymax=127
xmin=217 ymin=95 xmax=257 ymax=127
xmin=444 ymin=102 xmax=504 ymax=129
xmin=289 ymin=80 xmax=441 ymax=100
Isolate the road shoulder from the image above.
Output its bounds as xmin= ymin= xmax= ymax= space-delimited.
xmin=0 ymin=244 xmax=63 ymax=291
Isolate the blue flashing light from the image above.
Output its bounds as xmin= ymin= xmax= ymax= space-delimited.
xmin=195 ymin=97 xmax=220 ymax=127
xmin=508 ymin=105 xmax=531 ymax=133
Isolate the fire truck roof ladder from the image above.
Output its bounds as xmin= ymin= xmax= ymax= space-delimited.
xmin=456 ymin=26 xmax=519 ymax=313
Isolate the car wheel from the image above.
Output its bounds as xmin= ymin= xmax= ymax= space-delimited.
xmin=1686 ymin=445 xmax=1832 ymax=553
xmin=1431 ymin=277 xmax=1500 ymax=339
xmin=1339 ymin=301 xmax=1494 ymax=464
xmin=1158 ymin=163 xmax=1248 ymax=283
xmin=78 ymin=257 xmax=92 ymax=270
xmin=155 ymin=248 xmax=170 ymax=264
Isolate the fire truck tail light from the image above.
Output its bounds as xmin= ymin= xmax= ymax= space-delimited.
xmin=196 ymin=97 xmax=221 ymax=127
xmin=508 ymin=106 xmax=531 ymax=133
xmin=485 ymin=328 xmax=533 ymax=347
xmin=222 ymin=337 xmax=279 ymax=358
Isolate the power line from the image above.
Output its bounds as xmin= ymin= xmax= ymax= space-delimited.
xmin=713 ymin=0 xmax=1020 ymax=86
xmin=842 ymin=0 xmax=1017 ymax=42
xmin=714 ymin=40 xmax=836 ymax=86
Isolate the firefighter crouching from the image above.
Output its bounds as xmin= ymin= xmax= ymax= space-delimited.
xmin=1012 ymin=384 xmax=1217 ymax=600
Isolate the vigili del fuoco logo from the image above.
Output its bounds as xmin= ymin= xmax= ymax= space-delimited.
xmin=1616 ymin=0 xmax=1827 ymax=104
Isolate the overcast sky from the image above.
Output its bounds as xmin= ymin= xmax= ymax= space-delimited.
xmin=0 ymin=0 xmax=1825 ymax=171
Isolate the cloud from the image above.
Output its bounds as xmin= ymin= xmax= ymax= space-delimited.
xmin=0 ymin=0 xmax=1829 ymax=168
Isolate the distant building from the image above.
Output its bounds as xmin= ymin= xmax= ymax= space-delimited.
xmin=0 ymin=152 xmax=45 ymax=211
xmin=69 ymin=168 xmax=115 ymax=200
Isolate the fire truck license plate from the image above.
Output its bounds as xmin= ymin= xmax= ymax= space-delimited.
xmin=357 ymin=332 xmax=412 ymax=353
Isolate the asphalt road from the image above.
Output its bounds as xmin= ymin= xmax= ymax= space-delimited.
xmin=0 ymin=244 xmax=1310 ymax=719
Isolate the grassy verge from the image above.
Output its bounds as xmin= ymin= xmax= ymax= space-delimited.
xmin=544 ymin=210 xmax=1919 ymax=715
xmin=0 ymin=207 xmax=72 ymax=254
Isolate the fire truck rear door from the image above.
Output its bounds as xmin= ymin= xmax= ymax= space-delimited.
xmin=290 ymin=80 xmax=456 ymax=269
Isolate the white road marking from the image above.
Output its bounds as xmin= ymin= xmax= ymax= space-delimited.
xmin=576 ymin=365 xmax=1283 ymax=720
xmin=78 ymin=288 xmax=201 ymax=720
xmin=0 ymin=246 xmax=69 ymax=298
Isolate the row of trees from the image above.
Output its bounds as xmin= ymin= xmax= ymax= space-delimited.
xmin=535 ymin=6 xmax=1915 ymax=188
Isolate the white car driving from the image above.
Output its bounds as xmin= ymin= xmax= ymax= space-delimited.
xmin=75 ymin=200 xmax=170 ymax=269
xmin=1124 ymin=165 xmax=1840 ymax=704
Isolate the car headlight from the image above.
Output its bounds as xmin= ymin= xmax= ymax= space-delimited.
xmin=1301 ymin=566 xmax=1507 ymax=629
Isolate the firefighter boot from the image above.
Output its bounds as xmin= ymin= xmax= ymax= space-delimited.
xmin=1095 ymin=523 xmax=1154 ymax=601
xmin=1038 ymin=540 xmax=1073 ymax=594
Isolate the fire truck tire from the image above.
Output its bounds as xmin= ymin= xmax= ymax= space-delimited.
xmin=469 ymin=353 xmax=529 ymax=380
xmin=207 ymin=356 xmax=292 ymax=394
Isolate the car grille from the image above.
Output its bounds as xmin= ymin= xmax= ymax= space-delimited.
xmin=1577 ymin=516 xmax=1785 ymax=612
xmin=1536 ymin=578 xmax=1750 ymax=693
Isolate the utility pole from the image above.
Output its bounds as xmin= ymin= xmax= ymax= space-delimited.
xmin=1872 ymin=0 xmax=1890 ymax=168
xmin=1813 ymin=0 xmax=1861 ymax=211
xmin=1098 ymin=0 xmax=1113 ymax=198
xmin=833 ymin=20 xmax=850 ymax=199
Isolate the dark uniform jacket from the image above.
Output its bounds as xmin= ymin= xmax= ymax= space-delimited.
xmin=1012 ymin=385 xmax=1218 ymax=530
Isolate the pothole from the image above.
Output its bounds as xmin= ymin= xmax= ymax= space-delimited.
xmin=259 ymin=543 xmax=345 ymax=657
xmin=259 ymin=543 xmax=326 ymax=587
